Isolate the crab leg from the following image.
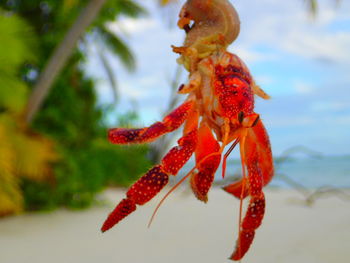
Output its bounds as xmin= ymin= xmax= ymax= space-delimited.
xmin=223 ymin=120 xmax=273 ymax=199
xmin=228 ymin=119 xmax=273 ymax=260
xmin=101 ymin=105 xmax=200 ymax=232
xmin=101 ymin=128 xmax=198 ymax=232
xmin=108 ymin=100 xmax=194 ymax=144
xmin=190 ymin=121 xmax=221 ymax=202
xmin=230 ymin=149 xmax=265 ymax=260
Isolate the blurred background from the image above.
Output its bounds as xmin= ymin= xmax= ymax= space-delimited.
xmin=0 ymin=0 xmax=349 ymax=262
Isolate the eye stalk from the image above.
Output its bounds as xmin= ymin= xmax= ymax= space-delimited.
xmin=238 ymin=111 xmax=244 ymax=124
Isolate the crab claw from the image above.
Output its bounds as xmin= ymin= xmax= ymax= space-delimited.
xmin=190 ymin=122 xmax=221 ymax=202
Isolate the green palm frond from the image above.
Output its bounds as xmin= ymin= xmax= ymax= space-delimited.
xmin=99 ymin=26 xmax=135 ymax=71
xmin=117 ymin=0 xmax=147 ymax=18
xmin=98 ymin=50 xmax=119 ymax=103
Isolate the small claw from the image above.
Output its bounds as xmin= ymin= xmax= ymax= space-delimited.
xmin=190 ymin=122 xmax=221 ymax=202
xmin=101 ymin=198 xmax=136 ymax=232
xmin=230 ymin=230 xmax=255 ymax=261
xmin=230 ymin=195 xmax=265 ymax=260
xmin=101 ymin=166 xmax=169 ymax=232
xmin=222 ymin=179 xmax=249 ymax=199
xmin=191 ymin=154 xmax=220 ymax=202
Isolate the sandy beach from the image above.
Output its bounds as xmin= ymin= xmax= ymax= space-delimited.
xmin=1 ymin=188 xmax=349 ymax=263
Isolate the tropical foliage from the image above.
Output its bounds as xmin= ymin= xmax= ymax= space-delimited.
xmin=0 ymin=0 xmax=151 ymax=215
xmin=0 ymin=11 xmax=58 ymax=215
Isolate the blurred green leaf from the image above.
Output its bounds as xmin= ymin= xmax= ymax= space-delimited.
xmin=0 ymin=0 xmax=152 ymax=214
xmin=117 ymin=0 xmax=147 ymax=18
xmin=99 ymin=26 xmax=136 ymax=71
xmin=0 ymin=10 xmax=37 ymax=113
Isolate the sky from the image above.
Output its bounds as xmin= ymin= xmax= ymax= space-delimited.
xmin=85 ymin=0 xmax=350 ymax=156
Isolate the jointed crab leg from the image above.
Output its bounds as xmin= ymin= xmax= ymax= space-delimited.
xmin=190 ymin=121 xmax=221 ymax=202
xmin=108 ymin=100 xmax=194 ymax=144
xmin=223 ymin=120 xmax=273 ymax=199
xmin=223 ymin=119 xmax=273 ymax=260
xmin=101 ymin=101 xmax=199 ymax=232
xmin=148 ymin=120 xmax=222 ymax=226
xmin=101 ymin=128 xmax=198 ymax=232
xmin=231 ymin=145 xmax=265 ymax=260
xmin=102 ymin=0 xmax=274 ymax=260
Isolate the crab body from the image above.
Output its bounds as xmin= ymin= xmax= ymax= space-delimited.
xmin=101 ymin=0 xmax=274 ymax=261
xmin=195 ymin=52 xmax=255 ymax=140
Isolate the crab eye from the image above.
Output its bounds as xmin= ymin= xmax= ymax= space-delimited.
xmin=238 ymin=111 xmax=244 ymax=123
xmin=252 ymin=115 xmax=260 ymax=127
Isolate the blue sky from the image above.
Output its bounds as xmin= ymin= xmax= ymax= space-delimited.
xmin=85 ymin=0 xmax=350 ymax=156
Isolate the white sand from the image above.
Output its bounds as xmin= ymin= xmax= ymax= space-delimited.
xmin=0 ymin=188 xmax=349 ymax=263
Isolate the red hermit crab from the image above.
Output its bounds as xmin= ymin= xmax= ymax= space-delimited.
xmin=101 ymin=0 xmax=274 ymax=260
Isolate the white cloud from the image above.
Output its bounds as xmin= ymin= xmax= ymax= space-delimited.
xmin=294 ymin=81 xmax=314 ymax=95
xmin=254 ymin=74 xmax=275 ymax=86
xmin=107 ymin=17 xmax=157 ymax=35
xmin=282 ymin=30 xmax=350 ymax=64
xmin=119 ymin=82 xmax=149 ymax=99
xmin=229 ymin=46 xmax=276 ymax=63
xmin=310 ymin=101 xmax=350 ymax=112
xmin=234 ymin=0 xmax=350 ymax=66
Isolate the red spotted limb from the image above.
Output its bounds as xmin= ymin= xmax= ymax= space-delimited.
xmin=190 ymin=122 xmax=221 ymax=202
xmin=223 ymin=119 xmax=273 ymax=260
xmin=223 ymin=120 xmax=273 ymax=199
xmin=101 ymin=0 xmax=274 ymax=261
xmin=108 ymin=100 xmax=194 ymax=145
xmin=101 ymin=128 xmax=197 ymax=232
xmin=102 ymin=99 xmax=200 ymax=232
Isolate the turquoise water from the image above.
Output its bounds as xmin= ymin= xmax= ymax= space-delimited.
xmin=271 ymin=156 xmax=350 ymax=188
xmin=179 ymin=155 xmax=350 ymax=189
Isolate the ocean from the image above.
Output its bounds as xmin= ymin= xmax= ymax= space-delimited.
xmin=271 ymin=155 xmax=350 ymax=189
xmin=177 ymin=155 xmax=350 ymax=189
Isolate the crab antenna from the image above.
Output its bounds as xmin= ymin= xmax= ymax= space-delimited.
xmin=222 ymin=138 xmax=240 ymax=178
xmin=147 ymin=167 xmax=196 ymax=228
xmin=237 ymin=132 xmax=248 ymax=260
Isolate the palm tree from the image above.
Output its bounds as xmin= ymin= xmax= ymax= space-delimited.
xmin=25 ymin=0 xmax=145 ymax=123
